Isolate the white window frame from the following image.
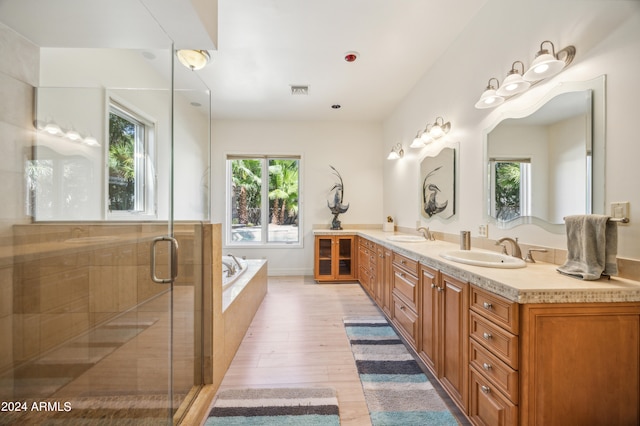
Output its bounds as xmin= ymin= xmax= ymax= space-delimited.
xmin=106 ymin=97 xmax=157 ymax=219
xmin=225 ymin=154 xmax=303 ymax=248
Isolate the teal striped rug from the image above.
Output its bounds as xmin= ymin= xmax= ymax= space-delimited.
xmin=344 ymin=317 xmax=460 ymax=425
xmin=205 ymin=387 xmax=339 ymax=426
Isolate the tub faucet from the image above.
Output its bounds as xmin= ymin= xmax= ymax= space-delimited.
xmin=495 ymin=237 xmax=522 ymax=259
xmin=417 ymin=226 xmax=435 ymax=241
xmin=228 ymin=253 xmax=243 ymax=270
xmin=222 ymin=261 xmax=236 ymax=276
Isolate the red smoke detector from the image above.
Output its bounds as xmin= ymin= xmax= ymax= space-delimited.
xmin=344 ymin=51 xmax=359 ymax=62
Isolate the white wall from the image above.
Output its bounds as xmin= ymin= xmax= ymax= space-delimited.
xmin=211 ymin=120 xmax=383 ymax=275
xmin=383 ymin=0 xmax=640 ymax=260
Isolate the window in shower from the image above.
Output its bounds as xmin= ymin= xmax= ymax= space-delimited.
xmin=107 ymin=100 xmax=156 ymax=218
xmin=227 ymin=155 xmax=301 ymax=245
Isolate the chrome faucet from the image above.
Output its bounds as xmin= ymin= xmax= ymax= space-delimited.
xmin=495 ymin=237 xmax=522 ymax=259
xmin=417 ymin=226 xmax=435 ymax=241
xmin=228 ymin=253 xmax=243 ymax=270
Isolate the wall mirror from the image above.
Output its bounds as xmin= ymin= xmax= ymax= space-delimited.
xmin=483 ymin=75 xmax=605 ymax=233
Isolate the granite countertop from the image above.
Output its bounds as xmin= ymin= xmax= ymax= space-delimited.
xmin=314 ymin=229 xmax=640 ymax=304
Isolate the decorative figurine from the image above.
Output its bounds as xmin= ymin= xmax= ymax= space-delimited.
xmin=327 ymin=165 xmax=349 ymax=230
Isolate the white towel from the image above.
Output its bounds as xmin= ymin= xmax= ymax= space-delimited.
xmin=557 ymin=214 xmax=618 ymax=280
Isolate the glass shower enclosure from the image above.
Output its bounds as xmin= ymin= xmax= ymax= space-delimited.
xmin=0 ymin=1 xmax=211 ymax=424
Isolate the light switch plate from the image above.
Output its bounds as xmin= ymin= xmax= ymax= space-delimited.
xmin=610 ymin=201 xmax=630 ymax=222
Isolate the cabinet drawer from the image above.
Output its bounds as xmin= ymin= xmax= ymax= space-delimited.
xmin=392 ymin=252 xmax=419 ymax=276
xmin=470 ymin=312 xmax=518 ymax=369
xmin=471 ymin=286 xmax=519 ymax=334
xmin=470 ymin=339 xmax=518 ymax=402
xmin=392 ymin=296 xmax=418 ymax=348
xmin=392 ymin=265 xmax=418 ymax=311
xmin=469 ymin=368 xmax=518 ymax=426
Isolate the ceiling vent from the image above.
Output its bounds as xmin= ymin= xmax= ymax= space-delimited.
xmin=290 ymin=85 xmax=309 ymax=95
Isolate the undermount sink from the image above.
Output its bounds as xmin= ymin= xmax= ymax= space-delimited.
xmin=440 ymin=250 xmax=526 ymax=269
xmin=386 ymin=235 xmax=427 ymax=243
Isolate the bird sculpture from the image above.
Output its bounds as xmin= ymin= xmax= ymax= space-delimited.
xmin=327 ymin=165 xmax=349 ymax=229
xmin=423 ymin=166 xmax=448 ymax=217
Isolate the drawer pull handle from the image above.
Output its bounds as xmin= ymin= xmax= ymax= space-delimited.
xmin=481 ymin=385 xmax=491 ymax=394
xmin=482 ymin=363 xmax=492 ymax=371
xmin=483 ymin=332 xmax=493 ymax=340
xmin=400 ymin=272 xmax=406 ymax=278
xmin=437 ymin=286 xmax=443 ymax=292
xmin=483 ymin=302 xmax=493 ymax=310
xmin=431 ymin=283 xmax=436 ymax=289
xmin=400 ymin=305 xmax=405 ymax=311
xmin=401 ymin=260 xmax=406 ymax=264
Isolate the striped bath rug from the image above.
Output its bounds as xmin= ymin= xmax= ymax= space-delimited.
xmin=344 ymin=317 xmax=460 ymax=425
xmin=205 ymin=387 xmax=339 ymax=425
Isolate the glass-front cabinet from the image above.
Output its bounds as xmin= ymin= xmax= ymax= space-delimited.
xmin=314 ymin=234 xmax=357 ymax=282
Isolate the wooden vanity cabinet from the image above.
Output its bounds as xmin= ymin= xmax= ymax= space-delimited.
xmin=357 ymin=238 xmax=375 ymax=294
xmin=468 ymin=286 xmax=519 ymax=426
xmin=519 ymin=302 xmax=640 ymax=426
xmin=419 ymin=265 xmax=469 ymax=412
xmin=314 ymin=234 xmax=356 ymax=282
xmin=391 ymin=252 xmax=420 ymax=348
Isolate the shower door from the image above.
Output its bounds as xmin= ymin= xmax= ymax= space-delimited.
xmin=0 ymin=2 xmax=209 ymax=424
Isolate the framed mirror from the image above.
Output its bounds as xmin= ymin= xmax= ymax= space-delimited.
xmin=483 ymin=75 xmax=606 ymax=233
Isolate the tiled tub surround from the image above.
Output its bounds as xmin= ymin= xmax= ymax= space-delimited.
xmin=314 ymin=229 xmax=640 ymax=303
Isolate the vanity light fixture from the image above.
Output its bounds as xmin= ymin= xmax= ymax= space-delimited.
xmin=420 ymin=124 xmax=434 ymax=144
xmin=43 ymin=122 xmax=63 ymax=136
xmin=429 ymin=116 xmax=451 ymax=138
xmin=410 ymin=117 xmax=452 ymax=148
xmin=475 ymin=78 xmax=505 ymax=109
xmin=410 ymin=131 xmax=424 ymax=148
xmin=476 ymin=40 xmax=576 ymax=109
xmin=496 ymin=61 xmax=530 ymax=96
xmin=387 ymin=143 xmax=404 ymax=160
xmin=176 ymin=49 xmax=211 ymax=71
xmin=523 ymin=41 xmax=575 ymax=81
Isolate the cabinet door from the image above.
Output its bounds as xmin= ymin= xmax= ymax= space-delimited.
xmin=469 ymin=368 xmax=518 ymax=426
xmin=521 ymin=304 xmax=640 ymax=426
xmin=440 ymin=273 xmax=469 ymax=412
xmin=334 ymin=236 xmax=355 ymax=280
xmin=382 ymin=248 xmax=393 ymax=316
xmin=419 ymin=265 xmax=439 ymax=374
xmin=314 ymin=236 xmax=334 ymax=280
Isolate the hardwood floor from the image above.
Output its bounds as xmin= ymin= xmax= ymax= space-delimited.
xmin=213 ymin=275 xmax=382 ymax=425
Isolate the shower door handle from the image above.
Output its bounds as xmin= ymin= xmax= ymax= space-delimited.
xmin=150 ymin=236 xmax=179 ymax=284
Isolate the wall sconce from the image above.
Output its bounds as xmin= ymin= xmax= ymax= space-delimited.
xmin=475 ymin=40 xmax=576 ymax=109
xmin=387 ymin=143 xmax=404 ymax=160
xmin=523 ymin=41 xmax=575 ymax=81
xmin=176 ymin=49 xmax=211 ymax=70
xmin=410 ymin=117 xmax=452 ymax=148
xmin=475 ymin=78 xmax=505 ymax=109
xmin=496 ymin=61 xmax=530 ymax=97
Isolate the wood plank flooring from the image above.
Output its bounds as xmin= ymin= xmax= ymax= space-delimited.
xmin=212 ymin=276 xmax=382 ymax=425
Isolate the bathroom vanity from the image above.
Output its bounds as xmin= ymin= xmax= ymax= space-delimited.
xmin=313 ymin=229 xmax=640 ymax=426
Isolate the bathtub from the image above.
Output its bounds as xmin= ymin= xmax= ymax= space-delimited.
xmin=222 ymin=255 xmax=248 ymax=290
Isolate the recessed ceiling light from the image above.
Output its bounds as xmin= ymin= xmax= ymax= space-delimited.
xmin=344 ymin=51 xmax=359 ymax=62
xmin=331 ymin=104 xmax=341 ymax=109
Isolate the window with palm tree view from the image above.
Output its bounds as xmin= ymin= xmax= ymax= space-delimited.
xmin=108 ymin=102 xmax=155 ymax=217
xmin=228 ymin=156 xmax=300 ymax=244
xmin=491 ymin=159 xmax=531 ymax=222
